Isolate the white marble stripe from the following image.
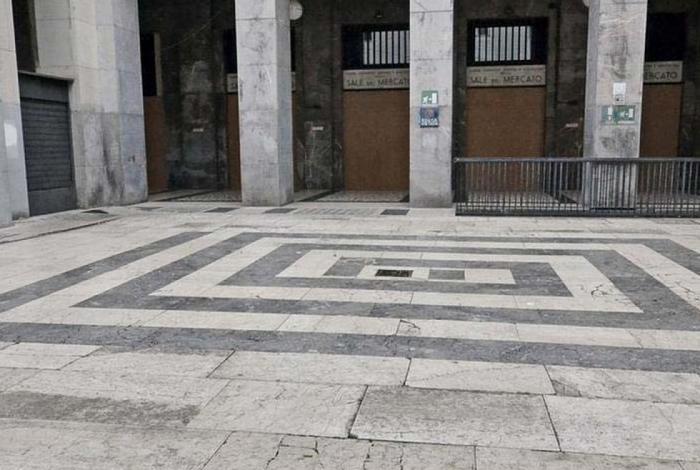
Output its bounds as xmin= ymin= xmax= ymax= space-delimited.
xmin=4 ymin=305 xmax=693 ymax=352
xmin=1 ymin=229 xmax=244 ymax=316
xmin=615 ymin=244 xmax=700 ymax=311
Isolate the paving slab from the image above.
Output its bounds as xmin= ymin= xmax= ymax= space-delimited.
xmin=0 ymin=419 xmax=228 ymax=469
xmin=204 ymin=433 xmax=475 ymax=470
xmin=0 ymin=370 xmax=229 ymax=426
xmin=0 ymin=352 xmax=84 ymax=370
xmin=65 ymin=351 xmax=229 ymax=378
xmin=546 ymin=396 xmax=700 ymax=461
xmin=212 ymin=351 xmax=409 ymax=385
xmin=7 ymin=370 xmax=229 ymax=407
xmin=1 ymin=342 xmax=101 ymax=356
xmin=351 ymin=387 xmax=559 ymax=450
xmin=547 ymin=366 xmax=700 ymax=404
xmin=476 ymin=447 xmax=684 ymax=469
xmin=407 ymin=359 xmax=554 ymax=394
xmin=0 ymin=368 xmax=39 ymax=391
xmin=188 ymin=379 xmax=365 ymax=437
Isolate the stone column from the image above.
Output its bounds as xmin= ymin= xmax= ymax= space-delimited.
xmin=582 ymin=0 xmax=648 ymax=207
xmin=0 ymin=0 xmax=30 ymax=219
xmin=409 ymin=0 xmax=454 ymax=208
xmin=0 ymin=96 xmax=11 ymax=226
xmin=235 ymin=0 xmax=294 ymax=206
xmin=33 ymin=0 xmax=147 ymax=208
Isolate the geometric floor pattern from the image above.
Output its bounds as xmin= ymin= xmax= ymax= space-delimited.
xmin=0 ymin=202 xmax=699 ymax=468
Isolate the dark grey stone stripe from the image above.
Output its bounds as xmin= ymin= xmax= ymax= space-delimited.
xmin=0 ymin=232 xmax=207 ymax=314
xmin=0 ymin=323 xmax=697 ymax=374
xmin=220 ymin=244 xmax=571 ymax=296
xmin=76 ymin=232 xmax=700 ymax=331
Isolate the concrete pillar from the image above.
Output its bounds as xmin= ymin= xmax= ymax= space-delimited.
xmin=0 ymin=96 xmax=11 ymax=226
xmin=0 ymin=0 xmax=30 ymax=219
xmin=409 ymin=0 xmax=454 ymax=208
xmin=235 ymin=0 xmax=294 ymax=206
xmin=33 ymin=0 xmax=147 ymax=208
xmin=582 ymin=0 xmax=648 ymax=207
xmin=583 ymin=0 xmax=648 ymax=158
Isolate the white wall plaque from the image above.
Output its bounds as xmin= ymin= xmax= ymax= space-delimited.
xmin=467 ymin=65 xmax=547 ymax=88
xmin=644 ymin=61 xmax=683 ymax=84
xmin=343 ymin=69 xmax=409 ymax=90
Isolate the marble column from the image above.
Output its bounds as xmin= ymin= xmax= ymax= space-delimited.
xmin=0 ymin=96 xmax=11 ymax=226
xmin=33 ymin=0 xmax=147 ymax=208
xmin=0 ymin=0 xmax=30 ymax=219
xmin=582 ymin=0 xmax=648 ymax=206
xmin=235 ymin=0 xmax=294 ymax=206
xmin=409 ymin=0 xmax=454 ymax=208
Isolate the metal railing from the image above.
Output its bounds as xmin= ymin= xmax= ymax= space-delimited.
xmin=454 ymin=157 xmax=700 ymax=217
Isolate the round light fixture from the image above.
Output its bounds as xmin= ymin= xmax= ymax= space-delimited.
xmin=290 ymin=1 xmax=304 ymax=21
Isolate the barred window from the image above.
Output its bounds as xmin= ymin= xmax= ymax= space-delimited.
xmin=343 ymin=25 xmax=410 ymax=70
xmin=362 ymin=29 xmax=409 ymax=66
xmin=468 ymin=19 xmax=547 ymax=66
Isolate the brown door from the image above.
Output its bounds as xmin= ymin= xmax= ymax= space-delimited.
xmin=465 ymin=87 xmax=546 ymax=191
xmin=639 ymin=84 xmax=683 ymax=193
xmin=343 ymin=90 xmax=409 ymax=191
xmin=226 ymin=95 xmax=242 ymax=191
xmin=226 ymin=94 xmax=301 ymax=191
xmin=144 ymin=97 xmax=169 ymax=194
xmin=465 ymin=87 xmax=546 ymax=158
xmin=640 ymin=84 xmax=682 ymax=158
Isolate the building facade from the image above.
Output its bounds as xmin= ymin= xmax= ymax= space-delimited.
xmin=1 ymin=0 xmax=699 ymax=223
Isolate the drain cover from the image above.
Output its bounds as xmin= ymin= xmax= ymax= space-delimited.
xmin=376 ymin=269 xmax=413 ymax=278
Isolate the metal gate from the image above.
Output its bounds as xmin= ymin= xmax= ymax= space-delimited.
xmin=454 ymin=158 xmax=700 ymax=217
xmin=19 ymin=73 xmax=76 ymax=215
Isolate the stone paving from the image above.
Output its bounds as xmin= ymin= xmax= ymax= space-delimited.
xmin=0 ymin=201 xmax=699 ymax=468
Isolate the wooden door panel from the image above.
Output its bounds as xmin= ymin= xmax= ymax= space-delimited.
xmin=343 ymin=90 xmax=409 ymax=191
xmin=640 ymin=84 xmax=682 ymax=158
xmin=144 ymin=97 xmax=169 ymax=194
xmin=465 ymin=87 xmax=546 ymax=192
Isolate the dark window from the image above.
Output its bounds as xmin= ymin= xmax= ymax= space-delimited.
xmin=223 ymin=29 xmax=238 ymax=74
xmin=646 ymin=13 xmax=686 ymax=62
xmin=12 ymin=0 xmax=37 ymax=72
xmin=468 ymin=19 xmax=548 ymax=66
xmin=343 ymin=25 xmax=410 ymax=70
xmin=140 ymin=34 xmax=158 ymax=97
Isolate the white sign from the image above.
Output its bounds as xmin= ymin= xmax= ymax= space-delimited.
xmin=343 ymin=69 xmax=409 ymax=90
xmin=467 ymin=65 xmax=547 ymax=88
xmin=226 ymin=73 xmax=297 ymax=93
xmin=644 ymin=61 xmax=683 ymax=84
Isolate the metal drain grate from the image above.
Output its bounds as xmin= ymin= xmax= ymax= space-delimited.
xmin=376 ymin=269 xmax=413 ymax=278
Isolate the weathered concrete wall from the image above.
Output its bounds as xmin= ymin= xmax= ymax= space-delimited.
xmin=294 ymin=0 xmax=334 ymax=189
xmin=33 ymin=0 xmax=147 ymax=208
xmin=139 ymin=0 xmax=700 ymax=194
xmin=1 ymin=0 xmax=30 ymax=219
xmin=139 ymin=0 xmax=229 ymax=190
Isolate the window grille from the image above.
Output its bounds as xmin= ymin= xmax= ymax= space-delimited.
xmin=343 ymin=25 xmax=410 ymax=69
xmin=468 ymin=19 xmax=547 ymax=66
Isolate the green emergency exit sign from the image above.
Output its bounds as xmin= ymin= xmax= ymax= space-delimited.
xmin=421 ymin=90 xmax=439 ymax=106
xmin=601 ymin=105 xmax=637 ymax=125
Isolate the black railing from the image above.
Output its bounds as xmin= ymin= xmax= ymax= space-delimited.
xmin=454 ymin=157 xmax=700 ymax=217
